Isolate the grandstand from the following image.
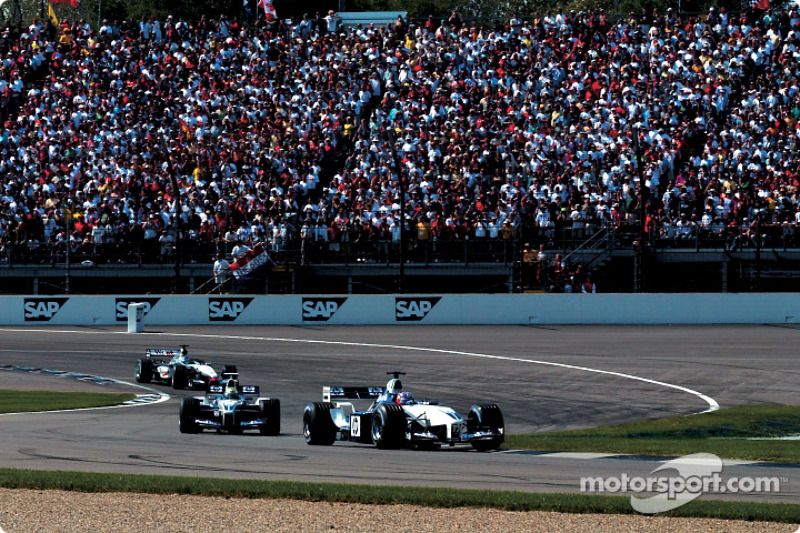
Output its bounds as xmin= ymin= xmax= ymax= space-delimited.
xmin=1 ymin=6 xmax=800 ymax=295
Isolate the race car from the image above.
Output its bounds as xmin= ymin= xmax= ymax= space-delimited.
xmin=134 ymin=345 xmax=234 ymax=390
xmin=179 ymin=377 xmax=280 ymax=435
xmin=302 ymin=372 xmax=504 ymax=451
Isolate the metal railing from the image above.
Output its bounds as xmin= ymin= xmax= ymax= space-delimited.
xmin=0 ymin=237 xmax=523 ymax=269
xmin=561 ymin=223 xmax=616 ymax=270
xmin=3 ymin=223 xmax=800 ymax=295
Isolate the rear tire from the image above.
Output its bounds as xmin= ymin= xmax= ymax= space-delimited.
xmin=467 ymin=403 xmax=504 ymax=451
xmin=371 ymin=403 xmax=405 ymax=449
xmin=179 ymin=397 xmax=200 ymax=434
xmin=259 ymin=399 xmax=281 ymax=436
xmin=135 ymin=359 xmax=152 ymax=383
xmin=302 ymin=402 xmax=337 ymax=445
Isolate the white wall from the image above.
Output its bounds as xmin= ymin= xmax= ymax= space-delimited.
xmin=1 ymin=294 xmax=798 ymax=325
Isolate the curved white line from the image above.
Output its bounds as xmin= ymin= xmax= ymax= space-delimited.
xmin=0 ymin=328 xmax=719 ymax=414
xmin=0 ymin=372 xmax=170 ymax=416
xmin=115 ymin=379 xmax=171 ymax=407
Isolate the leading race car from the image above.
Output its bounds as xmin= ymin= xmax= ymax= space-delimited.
xmin=302 ymin=372 xmax=504 ymax=451
xmin=179 ymin=376 xmax=280 ymax=435
xmin=134 ymin=345 xmax=235 ymax=390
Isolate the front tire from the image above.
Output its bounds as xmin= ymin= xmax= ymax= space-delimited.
xmin=371 ymin=403 xmax=405 ymax=449
xmin=171 ymin=366 xmax=187 ymax=389
xmin=179 ymin=397 xmax=200 ymax=434
xmin=259 ymin=399 xmax=281 ymax=436
xmin=467 ymin=403 xmax=504 ymax=451
xmin=302 ymin=402 xmax=337 ymax=445
xmin=135 ymin=359 xmax=152 ymax=383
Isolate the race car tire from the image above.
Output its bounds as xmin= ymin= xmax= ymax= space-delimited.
xmin=467 ymin=403 xmax=504 ymax=451
xmin=171 ymin=366 xmax=187 ymax=390
xmin=135 ymin=359 xmax=152 ymax=383
xmin=371 ymin=403 xmax=405 ymax=449
xmin=179 ymin=397 xmax=200 ymax=434
xmin=302 ymin=402 xmax=337 ymax=445
xmin=259 ymin=399 xmax=281 ymax=436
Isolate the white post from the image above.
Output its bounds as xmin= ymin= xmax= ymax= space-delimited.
xmin=127 ymin=303 xmax=146 ymax=333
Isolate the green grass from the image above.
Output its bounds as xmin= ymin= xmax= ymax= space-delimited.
xmin=0 ymin=468 xmax=798 ymax=523
xmin=505 ymin=405 xmax=800 ymax=463
xmin=0 ymin=390 xmax=137 ymax=413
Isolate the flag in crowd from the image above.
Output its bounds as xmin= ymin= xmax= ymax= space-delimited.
xmin=257 ymin=0 xmax=276 ymax=21
xmin=48 ymin=0 xmax=79 ymax=8
xmin=178 ymin=118 xmax=193 ymax=139
xmin=230 ymin=243 xmax=272 ymax=280
xmin=47 ymin=2 xmax=59 ymax=27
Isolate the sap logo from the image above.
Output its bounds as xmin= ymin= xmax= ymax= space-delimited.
xmin=302 ymin=298 xmax=347 ymax=321
xmin=115 ymin=298 xmax=161 ymax=321
xmin=208 ymin=297 xmax=254 ymax=321
xmin=23 ymin=298 xmax=68 ymax=322
xmin=395 ymin=297 xmax=442 ymax=322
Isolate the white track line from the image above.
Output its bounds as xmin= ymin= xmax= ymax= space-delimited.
xmin=0 ymin=328 xmax=720 ymax=414
xmin=0 ymin=370 xmax=170 ymax=416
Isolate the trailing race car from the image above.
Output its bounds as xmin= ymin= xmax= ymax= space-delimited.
xmin=134 ymin=345 xmax=235 ymax=390
xmin=179 ymin=377 xmax=280 ymax=435
xmin=302 ymin=372 xmax=504 ymax=451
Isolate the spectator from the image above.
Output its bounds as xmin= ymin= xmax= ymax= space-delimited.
xmin=393 ymin=15 xmax=406 ymax=40
xmin=231 ymin=239 xmax=251 ymax=261
xmin=212 ymin=252 xmax=231 ymax=292
xmin=325 ymin=10 xmax=342 ymax=33
xmin=159 ymin=230 xmax=175 ymax=261
xmin=582 ymin=275 xmax=597 ymax=294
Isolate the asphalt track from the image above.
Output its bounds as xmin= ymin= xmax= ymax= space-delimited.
xmin=0 ymin=325 xmax=798 ymax=505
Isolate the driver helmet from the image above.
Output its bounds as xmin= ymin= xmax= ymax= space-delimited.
xmin=225 ymin=379 xmax=239 ymax=397
xmin=179 ymin=348 xmax=190 ymax=364
xmin=396 ymin=391 xmax=415 ymax=405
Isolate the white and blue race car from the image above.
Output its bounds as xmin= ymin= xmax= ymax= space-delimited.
xmin=179 ymin=378 xmax=280 ymax=435
xmin=302 ymin=372 xmax=504 ymax=451
xmin=135 ymin=345 xmax=235 ymax=390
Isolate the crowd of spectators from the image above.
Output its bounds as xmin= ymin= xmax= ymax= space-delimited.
xmin=1 ymin=6 xmax=800 ymax=283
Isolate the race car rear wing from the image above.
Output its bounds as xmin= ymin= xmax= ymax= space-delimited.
xmin=145 ymin=349 xmax=181 ymax=362
xmin=146 ymin=349 xmax=181 ymax=357
xmin=323 ymin=386 xmax=383 ymax=402
xmin=208 ymin=384 xmax=260 ymax=396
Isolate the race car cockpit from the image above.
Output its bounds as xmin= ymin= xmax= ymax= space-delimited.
xmin=371 ymin=371 xmax=406 ymax=407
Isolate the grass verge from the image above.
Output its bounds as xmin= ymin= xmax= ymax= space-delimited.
xmin=0 ymin=468 xmax=798 ymax=523
xmin=0 ymin=390 xmax=137 ymax=413
xmin=505 ymin=405 xmax=800 ymax=463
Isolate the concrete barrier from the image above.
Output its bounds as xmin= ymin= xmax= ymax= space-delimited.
xmin=0 ymin=294 xmax=798 ymax=326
